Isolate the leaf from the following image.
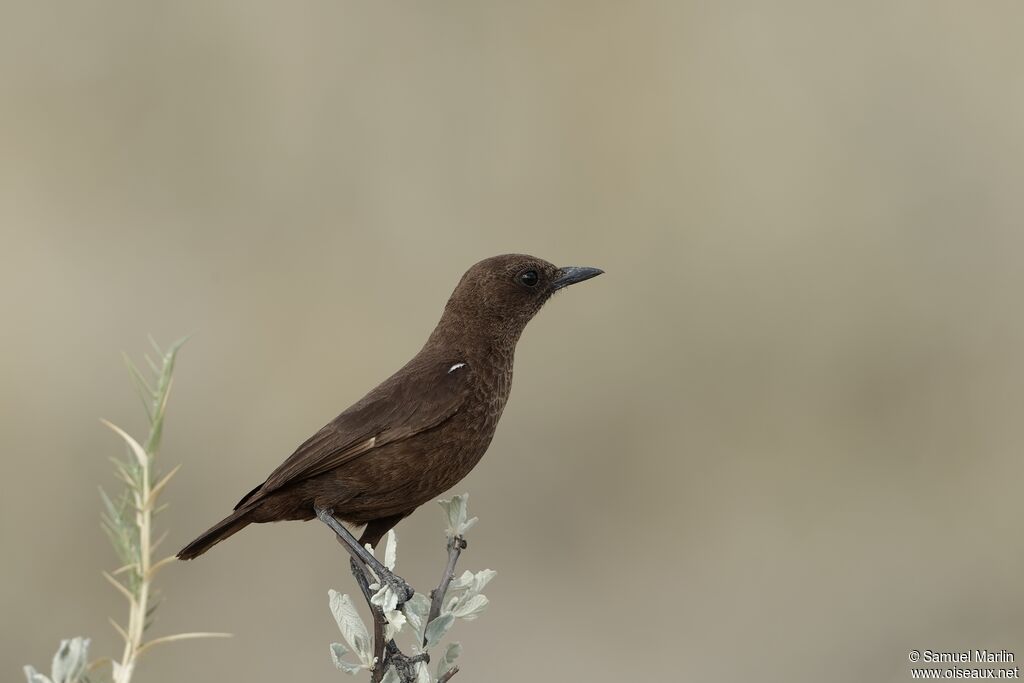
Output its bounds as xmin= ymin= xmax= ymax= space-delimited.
xmin=415 ymin=660 xmax=431 ymax=683
xmin=436 ymin=642 xmax=462 ymax=680
xmin=383 ymin=530 xmax=397 ymax=571
xmin=464 ymin=569 xmax=496 ymax=597
xmin=330 ymin=643 xmax=364 ymax=675
xmin=380 ymin=666 xmax=401 ymax=683
xmin=100 ymin=420 xmax=148 ymax=468
xmin=135 ymin=632 xmax=231 ymax=655
xmin=102 ymin=572 xmax=137 ymax=605
xmin=451 ymin=594 xmax=489 ymax=621
xmin=109 ymin=618 xmax=129 ymax=644
xmin=382 ymin=608 xmax=406 ymax=641
xmin=146 ymin=555 xmax=177 ymax=579
xmin=403 ymin=592 xmax=431 ymax=642
xmin=329 ymin=590 xmax=372 ymax=665
xmin=447 ymin=570 xmax=473 ymax=592
xmin=459 ymin=516 xmax=478 ymax=535
xmin=370 ymin=584 xmax=398 ymax=613
xmin=51 ymin=638 xmax=90 ymax=683
xmin=23 ymin=666 xmax=51 ymax=683
xmin=423 ymin=612 xmax=455 ymax=649
xmin=123 ymin=354 xmax=155 ymax=420
xmin=438 ymin=495 xmax=464 ymax=538
xmin=149 ymin=464 xmax=181 ymax=503
xmin=437 ymin=494 xmax=479 ymax=538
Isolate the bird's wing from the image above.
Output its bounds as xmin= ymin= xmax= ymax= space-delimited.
xmin=234 ymin=357 xmax=473 ymax=509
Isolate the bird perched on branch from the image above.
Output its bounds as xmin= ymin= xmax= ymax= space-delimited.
xmin=178 ymin=254 xmax=601 ymax=598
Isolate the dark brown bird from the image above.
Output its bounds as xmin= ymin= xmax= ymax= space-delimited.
xmin=177 ymin=254 xmax=601 ymax=586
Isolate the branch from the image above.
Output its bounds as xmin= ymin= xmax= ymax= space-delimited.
xmin=438 ymin=666 xmax=460 ymax=683
xmin=427 ymin=536 xmax=467 ymax=634
xmin=328 ymin=495 xmax=487 ymax=682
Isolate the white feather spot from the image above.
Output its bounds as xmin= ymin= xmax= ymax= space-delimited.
xmin=448 ymin=362 xmax=466 ymax=374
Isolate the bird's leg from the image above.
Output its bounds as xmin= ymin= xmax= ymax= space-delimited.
xmin=315 ymin=506 xmax=415 ymax=604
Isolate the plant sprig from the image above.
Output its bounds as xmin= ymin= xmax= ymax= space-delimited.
xmin=328 ymin=494 xmax=494 ymax=683
xmin=100 ymin=338 xmax=229 ymax=683
xmin=25 ymin=337 xmax=229 ymax=683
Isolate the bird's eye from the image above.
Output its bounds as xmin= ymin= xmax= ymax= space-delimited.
xmin=519 ymin=269 xmax=539 ymax=287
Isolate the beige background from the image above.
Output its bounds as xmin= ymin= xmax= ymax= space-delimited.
xmin=3 ymin=3 xmax=1024 ymax=682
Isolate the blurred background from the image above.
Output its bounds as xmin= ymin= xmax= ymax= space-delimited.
xmin=3 ymin=2 xmax=1024 ymax=682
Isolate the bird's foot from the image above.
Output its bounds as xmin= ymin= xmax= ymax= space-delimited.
xmin=383 ymin=644 xmax=428 ymax=681
xmin=375 ymin=567 xmax=415 ymax=606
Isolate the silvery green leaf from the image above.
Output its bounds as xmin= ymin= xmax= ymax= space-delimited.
xmin=23 ymin=666 xmax=52 ymax=683
xmin=330 ymin=643 xmax=364 ymax=675
xmin=459 ymin=515 xmax=478 ymax=535
xmin=466 ymin=569 xmax=496 ymax=597
xmin=370 ymin=584 xmax=398 ymax=612
xmin=51 ymin=638 xmax=90 ymax=683
xmin=436 ymin=642 xmax=462 ymax=680
xmin=423 ymin=613 xmax=455 ymax=649
xmin=383 ymin=608 xmax=406 ymax=640
xmin=383 ymin=530 xmax=397 ymax=571
xmin=447 ymin=570 xmax=474 ymax=592
xmin=438 ymin=494 xmax=474 ymax=538
xmin=449 ymin=569 xmax=496 ymax=598
xmin=451 ymin=594 xmax=489 ymax=621
xmin=380 ymin=666 xmax=401 ymax=683
xmin=403 ymin=592 xmax=431 ymax=641
xmin=328 ymin=590 xmax=372 ymax=665
xmin=415 ymin=660 xmax=431 ymax=683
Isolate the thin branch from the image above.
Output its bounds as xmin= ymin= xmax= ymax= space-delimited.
xmin=348 ymin=557 xmax=391 ymax=683
xmin=438 ymin=666 xmax=460 ymax=683
xmin=427 ymin=536 xmax=467 ymax=631
xmin=326 ymin=494 xmax=492 ymax=683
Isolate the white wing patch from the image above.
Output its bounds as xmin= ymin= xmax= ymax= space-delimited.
xmin=448 ymin=362 xmax=467 ymax=374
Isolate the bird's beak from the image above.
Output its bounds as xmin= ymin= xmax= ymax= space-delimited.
xmin=551 ymin=266 xmax=604 ymax=291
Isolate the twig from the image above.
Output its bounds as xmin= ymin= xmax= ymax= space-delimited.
xmin=328 ymin=495 xmax=485 ymax=683
xmin=438 ymin=666 xmax=460 ymax=683
xmin=427 ymin=536 xmax=467 ymax=632
xmin=341 ymin=535 xmax=467 ymax=682
xmin=102 ymin=340 xmax=228 ymax=683
xmin=347 ymin=558 xmax=391 ymax=683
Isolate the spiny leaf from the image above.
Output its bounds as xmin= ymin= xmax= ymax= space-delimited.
xmin=101 ymin=420 xmax=148 ymax=468
xmin=148 ymin=465 xmax=181 ymax=504
xmin=146 ymin=555 xmax=177 ymax=579
xmin=123 ymin=355 xmax=155 ymax=421
xmin=109 ymin=618 xmax=130 ymax=644
xmin=102 ymin=572 xmax=137 ymax=604
xmin=135 ymin=632 xmax=231 ymax=656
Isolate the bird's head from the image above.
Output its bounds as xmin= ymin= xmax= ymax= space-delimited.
xmin=434 ymin=253 xmax=603 ymax=346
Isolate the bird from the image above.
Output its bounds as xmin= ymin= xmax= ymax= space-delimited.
xmin=177 ymin=254 xmax=601 ymax=594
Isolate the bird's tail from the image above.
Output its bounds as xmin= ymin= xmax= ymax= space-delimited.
xmin=177 ymin=506 xmax=255 ymax=560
